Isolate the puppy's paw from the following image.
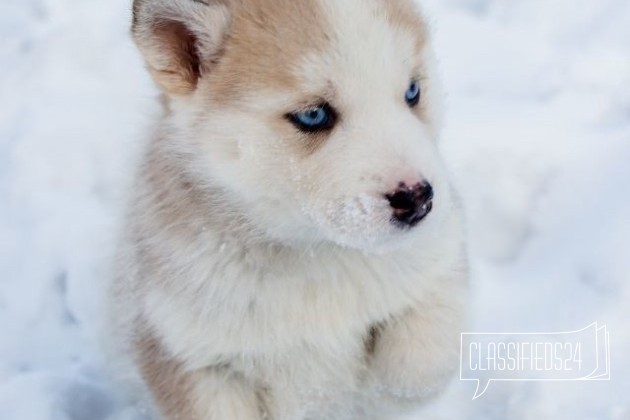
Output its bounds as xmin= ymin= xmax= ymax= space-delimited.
xmin=366 ymin=309 xmax=462 ymax=405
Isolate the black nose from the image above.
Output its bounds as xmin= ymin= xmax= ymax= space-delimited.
xmin=386 ymin=182 xmax=434 ymax=228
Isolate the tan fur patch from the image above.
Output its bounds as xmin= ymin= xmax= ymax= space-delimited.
xmin=207 ymin=0 xmax=332 ymax=103
xmin=135 ymin=326 xmax=199 ymax=420
xmin=378 ymin=0 xmax=428 ymax=51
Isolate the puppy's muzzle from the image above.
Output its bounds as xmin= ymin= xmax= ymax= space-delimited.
xmin=386 ymin=182 xmax=434 ymax=228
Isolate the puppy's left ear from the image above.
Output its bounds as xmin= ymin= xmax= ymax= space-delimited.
xmin=132 ymin=0 xmax=231 ymax=96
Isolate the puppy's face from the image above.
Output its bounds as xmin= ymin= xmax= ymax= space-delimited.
xmin=134 ymin=0 xmax=453 ymax=250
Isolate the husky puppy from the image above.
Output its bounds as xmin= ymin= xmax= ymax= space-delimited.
xmin=111 ymin=0 xmax=468 ymax=419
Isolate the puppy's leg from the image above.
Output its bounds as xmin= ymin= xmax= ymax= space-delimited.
xmin=365 ymin=293 xmax=465 ymax=417
xmin=136 ymin=331 xmax=264 ymax=420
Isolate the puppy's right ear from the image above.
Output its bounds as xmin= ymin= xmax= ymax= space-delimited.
xmin=132 ymin=0 xmax=231 ymax=96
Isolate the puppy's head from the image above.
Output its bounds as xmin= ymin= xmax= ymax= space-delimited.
xmin=133 ymin=0 xmax=453 ymax=251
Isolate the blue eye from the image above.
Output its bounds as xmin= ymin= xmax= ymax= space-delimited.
xmin=288 ymin=103 xmax=336 ymax=133
xmin=405 ymin=80 xmax=421 ymax=107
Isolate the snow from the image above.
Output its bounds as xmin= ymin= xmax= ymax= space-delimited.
xmin=1 ymin=0 xmax=629 ymax=419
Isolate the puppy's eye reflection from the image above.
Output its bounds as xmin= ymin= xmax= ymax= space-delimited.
xmin=288 ymin=103 xmax=337 ymax=133
xmin=405 ymin=80 xmax=421 ymax=107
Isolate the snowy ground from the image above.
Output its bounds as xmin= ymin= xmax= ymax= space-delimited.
xmin=1 ymin=0 xmax=629 ymax=419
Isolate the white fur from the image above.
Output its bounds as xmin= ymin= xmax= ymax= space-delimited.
xmin=111 ymin=0 xmax=469 ymax=419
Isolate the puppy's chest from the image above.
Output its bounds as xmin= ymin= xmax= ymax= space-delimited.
xmin=200 ymin=249 xmax=420 ymax=338
xmin=149 ymin=245 xmax=424 ymax=362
